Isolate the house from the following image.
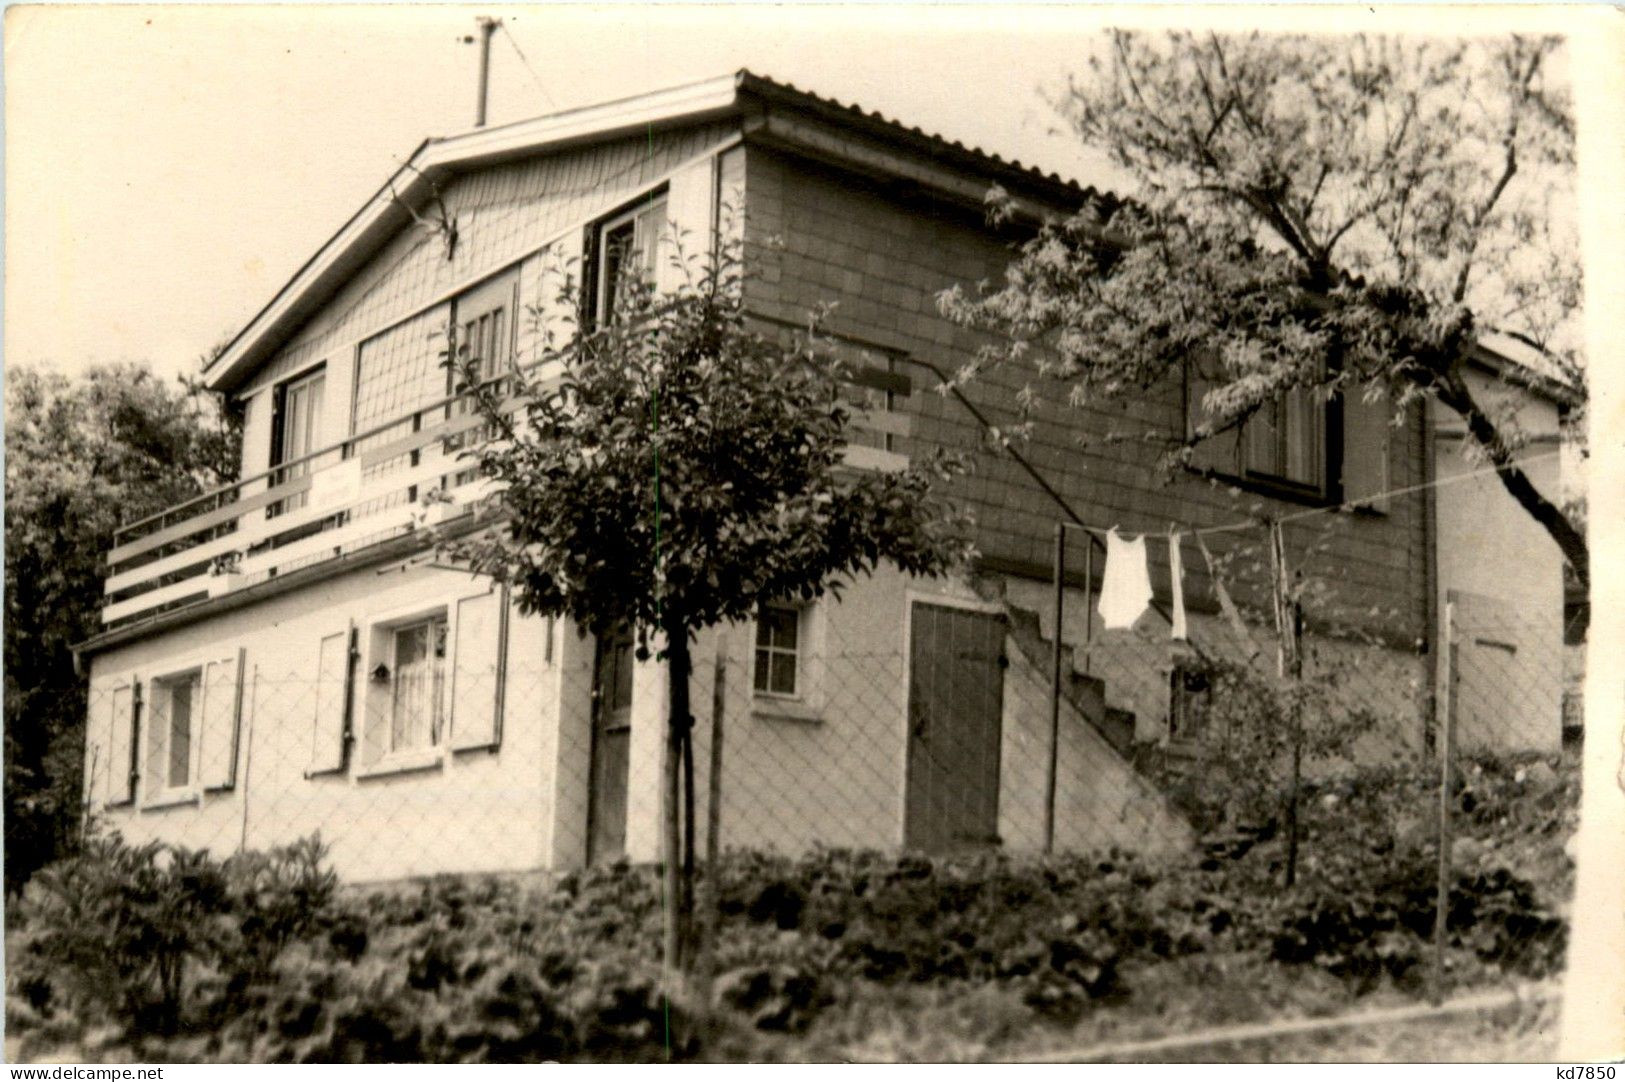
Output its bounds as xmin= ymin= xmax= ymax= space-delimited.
xmin=78 ymin=72 xmax=1442 ymax=882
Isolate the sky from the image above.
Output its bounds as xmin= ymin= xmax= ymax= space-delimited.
xmin=4 ymin=4 xmax=1131 ymax=382
xmin=3 ymin=3 xmax=1616 ymax=385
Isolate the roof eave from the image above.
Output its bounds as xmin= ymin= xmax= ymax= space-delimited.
xmin=201 ymin=72 xmax=748 ymax=395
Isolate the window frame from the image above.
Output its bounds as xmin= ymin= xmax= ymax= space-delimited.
xmin=143 ymin=665 xmax=206 ymax=807
xmin=1183 ymin=362 xmax=1343 ymax=506
xmin=587 ymin=191 xmax=669 ymax=328
xmin=753 ymin=603 xmax=804 ymax=701
xmin=268 ymin=363 xmax=328 ymax=514
xmin=386 ymin=612 xmax=450 ymax=757
xmin=1166 ymin=662 xmax=1213 ymax=748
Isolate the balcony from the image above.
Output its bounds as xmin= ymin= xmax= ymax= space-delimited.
xmin=100 ymin=371 xmax=912 ymax=631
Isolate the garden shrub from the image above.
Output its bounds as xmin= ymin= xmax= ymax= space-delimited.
xmin=8 ymin=832 xmax=338 ymax=1044
xmin=12 ymin=835 xmax=232 ymax=1035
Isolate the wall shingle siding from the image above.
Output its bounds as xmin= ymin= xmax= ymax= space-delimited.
xmin=742 ymin=144 xmax=1427 ymax=645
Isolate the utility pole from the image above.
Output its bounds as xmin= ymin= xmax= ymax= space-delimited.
xmin=473 ymin=16 xmax=501 ymax=128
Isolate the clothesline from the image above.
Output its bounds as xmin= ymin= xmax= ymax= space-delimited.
xmin=1067 ymin=446 xmax=1566 ymax=543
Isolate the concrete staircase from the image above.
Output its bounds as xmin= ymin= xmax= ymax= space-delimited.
xmin=1005 ymin=604 xmax=1140 ymax=762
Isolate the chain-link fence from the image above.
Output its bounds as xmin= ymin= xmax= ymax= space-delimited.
xmin=41 ymin=504 xmax=1578 ymax=1061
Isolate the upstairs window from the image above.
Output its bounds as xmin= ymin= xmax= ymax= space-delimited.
xmin=446 ymin=271 xmax=518 ymax=484
xmin=592 ymin=196 xmax=667 ymax=326
xmin=837 ymin=351 xmax=904 ymax=453
xmin=1242 ymin=387 xmax=1325 ymax=492
xmin=450 ymin=272 xmax=517 ymax=400
xmin=1186 ymin=363 xmax=1334 ymax=502
xmin=270 ymin=366 xmax=325 ymax=512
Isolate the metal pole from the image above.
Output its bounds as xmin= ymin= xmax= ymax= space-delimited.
xmin=1433 ymin=599 xmax=1457 ymax=1005
xmin=474 ymin=17 xmax=500 ymax=128
xmin=1081 ymin=533 xmax=1093 ymax=675
xmin=1045 ymin=522 xmax=1065 ymax=854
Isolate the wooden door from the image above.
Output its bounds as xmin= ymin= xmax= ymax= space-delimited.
xmin=587 ymin=627 xmax=635 ymax=864
xmin=905 ymin=603 xmax=1006 ymax=852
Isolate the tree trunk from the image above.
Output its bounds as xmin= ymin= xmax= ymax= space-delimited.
xmin=662 ymin=615 xmax=694 ymax=983
xmin=1435 ymin=369 xmax=1587 ymax=589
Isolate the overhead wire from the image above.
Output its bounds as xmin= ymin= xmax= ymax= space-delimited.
xmin=500 ymin=24 xmax=558 ymax=111
xmin=1060 ymin=446 xmax=1567 ymax=541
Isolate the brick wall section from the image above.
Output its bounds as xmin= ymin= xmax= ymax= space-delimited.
xmin=741 ymin=144 xmax=1429 ymax=646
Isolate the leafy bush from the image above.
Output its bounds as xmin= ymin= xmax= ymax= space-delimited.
xmin=9 ymin=832 xmax=338 ymax=1042
xmin=223 ymin=834 xmax=338 ymax=985
xmin=12 ymin=835 xmax=231 ymax=1035
xmin=1269 ymin=848 xmax=1566 ymax=990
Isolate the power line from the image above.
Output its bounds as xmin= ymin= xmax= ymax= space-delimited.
xmin=1064 ymin=447 xmax=1567 ymax=541
xmin=500 ymin=24 xmax=558 ymax=111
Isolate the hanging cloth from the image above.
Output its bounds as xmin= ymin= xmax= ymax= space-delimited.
xmin=1169 ymin=529 xmax=1188 ymax=641
xmin=1097 ymin=527 xmax=1152 ymax=630
xmin=1194 ymin=531 xmax=1261 ymax=662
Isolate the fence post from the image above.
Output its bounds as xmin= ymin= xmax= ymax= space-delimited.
xmin=1081 ymin=535 xmax=1093 ymax=675
xmin=1433 ymin=599 xmax=1457 ymax=1005
xmin=1045 ymin=522 xmax=1065 ymax=854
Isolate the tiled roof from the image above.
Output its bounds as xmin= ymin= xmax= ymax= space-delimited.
xmin=734 ymin=69 xmax=1109 ymax=207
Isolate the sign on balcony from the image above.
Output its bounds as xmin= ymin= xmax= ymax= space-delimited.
xmin=309 ymin=458 xmax=363 ymax=511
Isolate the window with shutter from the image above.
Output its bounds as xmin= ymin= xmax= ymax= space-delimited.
xmin=450 ymin=587 xmax=509 ymax=751
xmin=145 ymin=669 xmax=201 ymax=801
xmin=390 ymin=615 xmax=448 ymax=753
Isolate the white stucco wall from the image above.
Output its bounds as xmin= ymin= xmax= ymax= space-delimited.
xmin=1434 ymin=368 xmax=1567 ymax=752
xmin=85 ymin=561 xmax=562 ymax=883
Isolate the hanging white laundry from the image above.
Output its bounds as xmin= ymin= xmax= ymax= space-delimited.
xmin=1194 ymin=531 xmax=1262 ymax=662
xmin=1169 ymin=530 xmax=1188 ymax=640
xmin=1097 ymin=527 xmax=1152 ymax=630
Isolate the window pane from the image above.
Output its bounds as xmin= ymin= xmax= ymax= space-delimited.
xmin=770 ymin=652 xmax=798 ymax=696
xmin=754 ymin=648 xmax=771 ymax=692
xmin=393 ymin=624 xmax=428 ymax=750
xmin=600 ymin=221 xmax=635 ymax=322
xmin=1246 ymin=400 xmax=1281 ymax=476
xmin=168 ymin=677 xmax=195 ymax=788
xmin=762 ymin=607 xmax=798 ymax=650
xmin=1283 ymin=388 xmax=1318 ymax=484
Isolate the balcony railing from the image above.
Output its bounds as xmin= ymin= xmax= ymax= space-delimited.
xmin=101 ymin=371 xmax=911 ymax=631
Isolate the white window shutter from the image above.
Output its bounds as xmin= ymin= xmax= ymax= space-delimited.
xmin=662 ymin=159 xmax=718 ymax=292
xmin=1341 ymin=382 xmax=1392 ymax=513
xmin=107 ymin=681 xmax=138 ymax=806
xmin=199 ymin=649 xmax=245 ymax=790
xmin=309 ymin=625 xmax=353 ymax=776
xmin=451 ymin=587 xmax=508 ymax=751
